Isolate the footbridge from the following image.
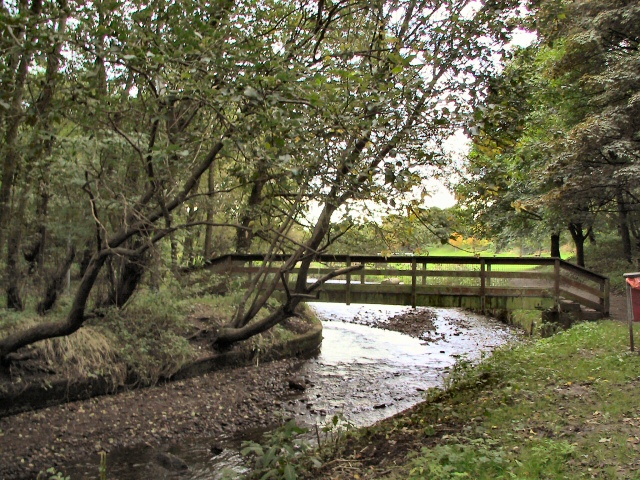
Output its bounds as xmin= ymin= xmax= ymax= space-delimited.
xmin=205 ymin=254 xmax=609 ymax=318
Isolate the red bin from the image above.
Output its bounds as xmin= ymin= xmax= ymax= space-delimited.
xmin=627 ymin=276 xmax=640 ymax=322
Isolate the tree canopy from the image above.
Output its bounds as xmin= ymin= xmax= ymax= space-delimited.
xmin=0 ymin=0 xmax=521 ymax=360
xmin=456 ymin=0 xmax=640 ymax=266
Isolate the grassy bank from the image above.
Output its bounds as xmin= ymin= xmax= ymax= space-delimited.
xmin=0 ymin=280 xmax=317 ymax=390
xmin=301 ymin=320 xmax=640 ymax=479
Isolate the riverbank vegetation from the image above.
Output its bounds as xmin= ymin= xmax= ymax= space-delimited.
xmin=0 ymin=281 xmax=317 ymax=390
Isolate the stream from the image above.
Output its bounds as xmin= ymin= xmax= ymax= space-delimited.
xmin=66 ymin=304 xmax=516 ymax=479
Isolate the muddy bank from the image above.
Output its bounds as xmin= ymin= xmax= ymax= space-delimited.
xmin=0 ymin=357 xmax=309 ymax=479
xmin=0 ymin=320 xmax=322 ymax=419
xmin=344 ymin=307 xmax=438 ymax=339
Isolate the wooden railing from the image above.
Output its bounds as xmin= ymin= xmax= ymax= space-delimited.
xmin=205 ymin=254 xmax=610 ymax=315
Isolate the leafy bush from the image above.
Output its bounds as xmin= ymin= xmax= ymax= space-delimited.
xmin=241 ymin=420 xmax=320 ymax=480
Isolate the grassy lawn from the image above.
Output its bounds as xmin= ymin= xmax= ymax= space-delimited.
xmin=305 ymin=320 xmax=640 ymax=479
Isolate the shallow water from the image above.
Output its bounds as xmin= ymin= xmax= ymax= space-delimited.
xmin=65 ymin=305 xmax=516 ymax=479
xmin=289 ymin=304 xmax=514 ymax=426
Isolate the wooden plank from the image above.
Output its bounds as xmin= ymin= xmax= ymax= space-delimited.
xmin=554 ymin=259 xmax=560 ymax=310
xmin=486 ymin=271 xmax=554 ymax=280
xmin=484 ymin=287 xmax=553 ymax=297
xmin=332 ymin=268 xmax=413 ymax=277
xmin=228 ymin=266 xmax=282 ymax=274
xmin=559 ymin=288 xmax=603 ymax=312
xmin=480 ymin=259 xmax=486 ymax=313
xmin=346 ymin=255 xmax=351 ymax=306
xmin=415 ymin=270 xmax=482 ymax=278
xmin=411 ymin=258 xmax=417 ymax=308
xmin=558 ymin=275 xmax=603 ymax=298
xmin=558 ymin=260 xmax=608 ymax=281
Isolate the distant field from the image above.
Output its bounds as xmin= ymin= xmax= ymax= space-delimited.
xmin=419 ymin=244 xmax=531 ymax=258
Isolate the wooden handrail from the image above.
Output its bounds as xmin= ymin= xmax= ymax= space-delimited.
xmin=203 ymin=253 xmax=609 ymax=314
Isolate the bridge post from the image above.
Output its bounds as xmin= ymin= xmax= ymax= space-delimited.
xmin=602 ymin=278 xmax=610 ymax=315
xmin=554 ymin=259 xmax=561 ymax=310
xmin=411 ymin=258 xmax=417 ymax=308
xmin=480 ymin=259 xmax=486 ymax=313
xmin=346 ymin=255 xmax=351 ymax=305
xmin=422 ymin=261 xmax=427 ymax=285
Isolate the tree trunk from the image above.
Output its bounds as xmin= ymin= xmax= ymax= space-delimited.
xmin=235 ymin=176 xmax=266 ymax=253
xmin=181 ymin=177 xmax=201 ymax=265
xmin=37 ymin=244 xmax=76 ymax=315
xmin=617 ymin=192 xmax=633 ymax=263
xmin=0 ymin=5 xmax=37 ymax=254
xmin=5 ymin=185 xmax=30 ymax=310
xmin=203 ymin=165 xmax=215 ymax=259
xmin=78 ymin=246 xmax=93 ymax=279
xmin=550 ymin=232 xmax=561 ymax=259
xmin=34 ymin=189 xmax=49 ymax=274
xmin=568 ymin=223 xmax=589 ymax=267
xmin=6 ymin=234 xmax=23 ymax=310
xmin=0 ymin=252 xmax=108 ymax=362
xmin=99 ymin=242 xmax=148 ymax=309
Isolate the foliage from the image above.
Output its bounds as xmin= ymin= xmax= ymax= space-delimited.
xmin=241 ymin=413 xmax=356 ymax=479
xmin=241 ymin=420 xmax=320 ymax=480
xmin=94 ymin=291 xmax=196 ymax=384
xmin=35 ymin=467 xmax=70 ymax=480
xmin=407 ymin=436 xmax=575 ymax=479
xmin=457 ymin=0 xmax=640 ymax=266
xmin=577 ymin=232 xmax=637 ymax=293
xmin=316 ymin=412 xmax=356 ymax=458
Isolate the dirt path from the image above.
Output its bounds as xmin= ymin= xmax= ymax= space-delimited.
xmin=609 ymin=293 xmax=627 ymax=321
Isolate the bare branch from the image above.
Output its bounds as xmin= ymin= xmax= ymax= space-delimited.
xmin=306 ymin=264 xmax=363 ymax=293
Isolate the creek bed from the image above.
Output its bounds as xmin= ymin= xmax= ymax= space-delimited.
xmin=65 ymin=304 xmax=516 ymax=479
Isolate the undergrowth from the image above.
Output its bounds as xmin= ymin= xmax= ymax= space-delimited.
xmin=91 ymin=291 xmax=196 ymax=385
xmin=580 ymin=234 xmax=638 ymax=294
xmin=1 ymin=275 xmax=317 ymax=388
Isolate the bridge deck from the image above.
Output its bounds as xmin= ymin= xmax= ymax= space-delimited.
xmin=205 ymin=254 xmax=610 ymax=315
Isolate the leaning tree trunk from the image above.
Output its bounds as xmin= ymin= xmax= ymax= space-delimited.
xmin=0 ymin=132 xmax=229 ymax=361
